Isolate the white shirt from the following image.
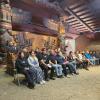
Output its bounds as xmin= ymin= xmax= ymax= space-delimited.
xmin=28 ymin=56 xmax=39 ymax=68
xmin=78 ymin=54 xmax=83 ymax=60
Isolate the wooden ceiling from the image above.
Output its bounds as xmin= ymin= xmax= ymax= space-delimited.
xmin=58 ymin=0 xmax=100 ymax=33
xmin=9 ymin=0 xmax=100 ymax=33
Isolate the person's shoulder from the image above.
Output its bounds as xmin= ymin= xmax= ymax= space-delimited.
xmin=35 ymin=56 xmax=39 ymax=60
xmin=28 ymin=55 xmax=32 ymax=60
xmin=47 ymin=54 xmax=51 ymax=58
xmin=16 ymin=58 xmax=21 ymax=63
xmin=47 ymin=54 xmax=50 ymax=56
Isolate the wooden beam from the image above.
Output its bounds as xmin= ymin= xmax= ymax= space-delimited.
xmin=64 ymin=7 xmax=93 ymax=32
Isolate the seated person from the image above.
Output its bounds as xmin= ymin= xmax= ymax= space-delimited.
xmin=95 ymin=52 xmax=100 ymax=64
xmin=22 ymin=47 xmax=30 ymax=59
xmin=15 ymin=51 xmax=35 ymax=89
xmin=37 ymin=48 xmax=55 ymax=81
xmin=90 ymin=51 xmax=100 ymax=65
xmin=85 ymin=51 xmax=95 ymax=65
xmin=27 ymin=50 xmax=45 ymax=85
xmin=76 ymin=51 xmax=89 ymax=70
xmin=46 ymin=49 xmax=63 ymax=78
xmin=6 ymin=41 xmax=19 ymax=54
xmin=67 ymin=51 xmax=79 ymax=75
xmin=6 ymin=41 xmax=19 ymax=75
xmin=35 ymin=48 xmax=42 ymax=59
xmin=55 ymin=51 xmax=68 ymax=77
xmin=56 ymin=51 xmax=78 ymax=76
xmin=55 ymin=48 xmax=65 ymax=58
xmin=74 ymin=51 xmax=83 ymax=68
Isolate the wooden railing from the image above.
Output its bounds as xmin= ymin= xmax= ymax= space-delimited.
xmin=12 ymin=22 xmax=58 ymax=36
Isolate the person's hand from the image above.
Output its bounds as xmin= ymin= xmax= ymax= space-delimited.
xmin=47 ymin=64 xmax=52 ymax=68
xmin=24 ymin=68 xmax=29 ymax=70
xmin=79 ymin=60 xmax=82 ymax=63
xmin=55 ymin=61 xmax=57 ymax=64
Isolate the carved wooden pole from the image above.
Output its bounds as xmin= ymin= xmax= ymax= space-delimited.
xmin=58 ymin=17 xmax=65 ymax=50
xmin=0 ymin=0 xmax=12 ymax=32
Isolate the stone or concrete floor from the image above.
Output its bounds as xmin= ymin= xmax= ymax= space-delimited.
xmin=0 ymin=66 xmax=100 ymax=100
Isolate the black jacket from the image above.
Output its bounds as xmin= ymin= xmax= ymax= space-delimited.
xmin=15 ymin=57 xmax=29 ymax=73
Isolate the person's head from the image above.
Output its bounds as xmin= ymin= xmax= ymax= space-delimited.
xmin=74 ymin=51 xmax=77 ymax=54
xmin=65 ymin=46 xmax=68 ymax=48
xmin=78 ymin=51 xmax=81 ymax=54
xmin=64 ymin=46 xmax=68 ymax=51
xmin=86 ymin=50 xmax=89 ymax=53
xmin=42 ymin=48 xmax=47 ymax=54
xmin=89 ymin=51 xmax=92 ymax=54
xmin=9 ymin=41 xmax=14 ymax=46
xmin=50 ymin=49 xmax=56 ymax=55
xmin=23 ymin=48 xmax=28 ymax=53
xmin=69 ymin=51 xmax=73 ymax=55
xmin=30 ymin=50 xmax=35 ymax=57
xmin=18 ymin=51 xmax=25 ymax=59
xmin=92 ymin=51 xmax=96 ymax=54
xmin=35 ymin=48 xmax=40 ymax=52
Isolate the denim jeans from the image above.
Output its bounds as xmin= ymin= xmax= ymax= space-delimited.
xmin=69 ymin=61 xmax=77 ymax=73
xmin=90 ymin=59 xmax=95 ymax=65
xmin=52 ymin=64 xmax=63 ymax=76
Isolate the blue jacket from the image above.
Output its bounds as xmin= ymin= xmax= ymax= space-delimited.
xmin=85 ymin=53 xmax=92 ymax=59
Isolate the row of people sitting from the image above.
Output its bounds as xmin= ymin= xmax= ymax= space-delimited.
xmin=15 ymin=48 xmax=100 ymax=89
xmin=76 ymin=50 xmax=100 ymax=65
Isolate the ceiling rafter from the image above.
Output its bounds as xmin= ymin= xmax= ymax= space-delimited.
xmin=85 ymin=20 xmax=94 ymax=24
xmin=76 ymin=10 xmax=90 ymax=16
xmin=69 ymin=2 xmax=84 ymax=9
xmin=79 ymin=14 xmax=93 ymax=19
xmin=70 ymin=26 xmax=88 ymax=32
xmin=71 ymin=24 xmax=83 ymax=27
xmin=57 ymin=0 xmax=100 ymax=33
xmin=67 ymin=17 xmax=77 ymax=22
xmin=64 ymin=6 xmax=93 ymax=32
xmin=72 ymin=27 xmax=89 ymax=32
xmin=82 ymin=17 xmax=95 ymax=21
xmin=68 ymin=22 xmax=80 ymax=26
xmin=66 ymin=19 xmax=77 ymax=23
xmin=72 ymin=5 xmax=87 ymax=13
xmin=72 ymin=26 xmax=88 ymax=29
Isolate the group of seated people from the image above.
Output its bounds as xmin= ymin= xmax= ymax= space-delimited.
xmin=15 ymin=47 xmax=100 ymax=89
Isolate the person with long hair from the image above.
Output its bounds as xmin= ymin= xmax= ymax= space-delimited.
xmin=27 ymin=50 xmax=45 ymax=84
xmin=67 ymin=51 xmax=79 ymax=75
